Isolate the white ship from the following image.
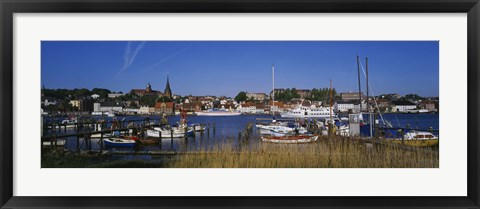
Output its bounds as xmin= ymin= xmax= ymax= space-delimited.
xmin=280 ymin=106 xmax=333 ymax=118
xmin=196 ymin=110 xmax=241 ymax=116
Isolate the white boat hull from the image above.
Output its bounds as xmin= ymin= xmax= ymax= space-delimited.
xmin=261 ymin=135 xmax=318 ymax=144
xmin=280 ymin=113 xmax=331 ymax=118
xmin=42 ymin=139 xmax=66 ymax=147
xmin=196 ymin=111 xmax=241 ymax=116
xmin=145 ymin=129 xmax=184 ymax=138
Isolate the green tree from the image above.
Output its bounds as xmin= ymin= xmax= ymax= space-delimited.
xmin=403 ymin=94 xmax=424 ymax=101
xmin=140 ymin=95 xmax=158 ymax=107
xmin=235 ymin=91 xmax=247 ymax=102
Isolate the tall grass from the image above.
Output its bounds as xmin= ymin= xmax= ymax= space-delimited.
xmin=166 ymin=136 xmax=439 ymax=168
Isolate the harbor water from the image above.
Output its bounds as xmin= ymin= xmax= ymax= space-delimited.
xmin=43 ymin=113 xmax=439 ymax=161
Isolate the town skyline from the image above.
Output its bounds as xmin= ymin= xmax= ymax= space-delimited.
xmin=42 ymin=41 xmax=439 ymax=97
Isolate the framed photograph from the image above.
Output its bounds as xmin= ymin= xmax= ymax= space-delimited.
xmin=1 ymin=0 xmax=479 ymax=208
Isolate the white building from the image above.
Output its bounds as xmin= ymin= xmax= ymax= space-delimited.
xmin=93 ymin=103 xmax=101 ymax=112
xmin=95 ymin=102 xmax=123 ymax=113
xmin=353 ymin=103 xmax=368 ymax=113
xmin=108 ymin=93 xmax=123 ymax=98
xmin=123 ymin=108 xmax=141 ymax=114
xmin=91 ymin=94 xmax=100 ymax=99
xmin=239 ymin=105 xmax=257 ymax=114
xmin=42 ymin=98 xmax=58 ymax=106
xmin=69 ymin=100 xmax=81 ymax=108
xmin=139 ymin=106 xmax=151 ymax=114
xmin=334 ymin=101 xmax=355 ymax=113
xmin=392 ymin=101 xmax=417 ymax=112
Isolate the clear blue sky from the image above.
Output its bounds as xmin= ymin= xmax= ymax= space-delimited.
xmin=41 ymin=41 xmax=439 ymax=97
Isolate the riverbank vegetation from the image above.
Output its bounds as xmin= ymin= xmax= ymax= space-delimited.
xmin=42 ymin=137 xmax=438 ymax=168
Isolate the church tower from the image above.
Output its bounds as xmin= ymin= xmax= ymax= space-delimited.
xmin=164 ymin=75 xmax=172 ymax=98
xmin=146 ymin=82 xmax=152 ymax=93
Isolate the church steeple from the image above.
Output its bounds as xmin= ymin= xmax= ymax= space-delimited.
xmin=164 ymin=74 xmax=172 ymax=98
xmin=146 ymin=82 xmax=152 ymax=93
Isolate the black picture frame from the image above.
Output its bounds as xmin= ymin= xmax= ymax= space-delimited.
xmin=1 ymin=0 xmax=479 ymax=208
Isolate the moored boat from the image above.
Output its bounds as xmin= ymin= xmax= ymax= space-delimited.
xmin=261 ymin=134 xmax=319 ymax=144
xmin=103 ymin=138 xmax=136 ymax=147
xmin=404 ymin=131 xmax=438 ymax=140
xmin=190 ymin=123 xmax=205 ymax=132
xmin=42 ymin=139 xmax=66 ymax=147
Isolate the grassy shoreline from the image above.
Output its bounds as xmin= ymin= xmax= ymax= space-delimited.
xmin=42 ymin=137 xmax=439 ymax=168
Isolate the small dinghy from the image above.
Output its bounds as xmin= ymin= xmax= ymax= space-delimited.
xmin=103 ymin=138 xmax=136 ymax=147
xmin=261 ymin=134 xmax=319 ymax=144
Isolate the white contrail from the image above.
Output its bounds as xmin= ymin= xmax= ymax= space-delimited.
xmin=114 ymin=41 xmax=146 ymax=78
xmin=143 ymin=46 xmax=190 ymax=72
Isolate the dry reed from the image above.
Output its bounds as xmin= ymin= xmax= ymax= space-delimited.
xmin=165 ymin=136 xmax=439 ymax=168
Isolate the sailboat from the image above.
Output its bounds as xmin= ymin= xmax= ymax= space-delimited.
xmin=255 ymin=65 xmax=315 ymax=142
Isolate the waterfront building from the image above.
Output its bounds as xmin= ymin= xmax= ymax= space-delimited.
xmin=155 ymin=101 xmax=174 ymax=115
xmin=269 ymin=101 xmax=284 ymax=113
xmin=246 ymin=92 xmax=267 ymax=101
xmin=238 ymin=102 xmax=256 ymax=114
xmin=334 ymin=101 xmax=355 ymax=113
xmin=392 ymin=101 xmax=417 ymax=112
xmin=340 ymin=92 xmax=364 ymax=101
xmin=98 ymin=101 xmax=123 ymax=113
xmin=139 ymin=106 xmax=151 ymax=114
xmin=123 ymin=108 xmax=141 ymax=114
xmin=419 ymin=100 xmax=438 ymax=112
xmin=182 ymin=102 xmax=202 ymax=113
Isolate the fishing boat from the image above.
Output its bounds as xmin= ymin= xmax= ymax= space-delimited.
xmin=103 ymin=138 xmax=136 ymax=147
xmin=261 ymin=134 xmax=319 ymax=144
xmin=196 ymin=110 xmax=241 ymax=116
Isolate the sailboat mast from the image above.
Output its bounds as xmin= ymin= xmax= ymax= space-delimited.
xmin=356 ymin=55 xmax=362 ymax=112
xmin=330 ymin=79 xmax=333 ymax=121
xmin=272 ymin=64 xmax=275 ymax=116
xmin=366 ymin=57 xmax=369 ymax=113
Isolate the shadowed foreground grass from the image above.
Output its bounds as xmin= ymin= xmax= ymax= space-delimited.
xmin=164 ymin=138 xmax=439 ymax=168
xmin=42 ymin=137 xmax=438 ymax=168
